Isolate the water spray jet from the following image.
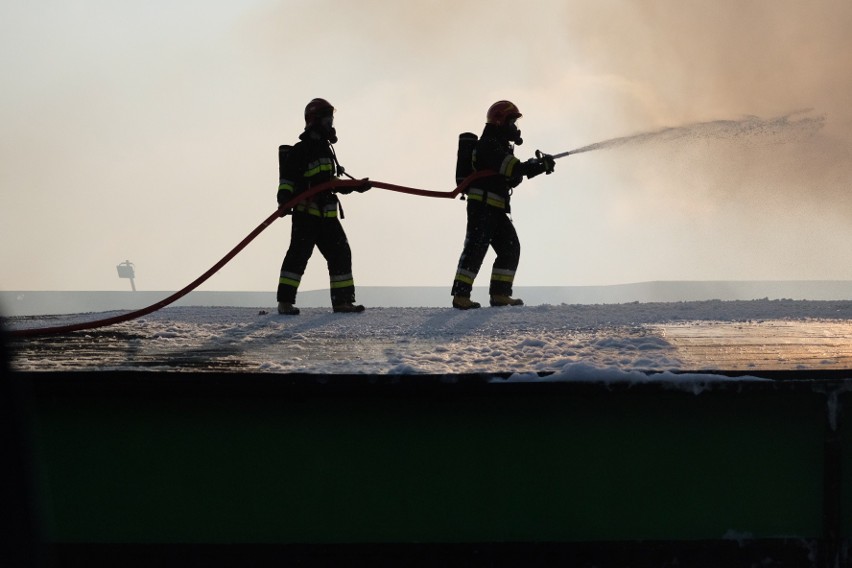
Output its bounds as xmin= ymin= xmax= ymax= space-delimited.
xmin=548 ymin=110 xmax=825 ymax=161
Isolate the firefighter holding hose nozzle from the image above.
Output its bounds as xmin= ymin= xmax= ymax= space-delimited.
xmin=451 ymin=100 xmax=555 ymax=309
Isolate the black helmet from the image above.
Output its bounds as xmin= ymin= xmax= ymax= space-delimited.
xmin=304 ymin=98 xmax=335 ymax=127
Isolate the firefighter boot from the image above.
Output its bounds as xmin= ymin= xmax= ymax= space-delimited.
xmin=277 ymin=302 xmax=301 ymax=315
xmin=490 ymin=295 xmax=524 ymax=307
xmin=452 ymin=295 xmax=481 ymax=310
xmin=333 ymin=303 xmax=366 ymax=313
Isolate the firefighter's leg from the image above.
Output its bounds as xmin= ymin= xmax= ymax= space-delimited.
xmin=451 ymin=204 xmax=493 ymax=297
xmin=277 ymin=214 xmax=318 ymax=303
xmin=489 ymin=213 xmax=521 ymax=297
xmin=316 ymin=218 xmax=356 ymax=306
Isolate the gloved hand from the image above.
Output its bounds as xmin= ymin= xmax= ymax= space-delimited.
xmin=541 ymin=153 xmax=556 ymax=174
xmin=355 ymin=177 xmax=371 ymax=193
xmin=524 ymin=158 xmax=546 ymax=179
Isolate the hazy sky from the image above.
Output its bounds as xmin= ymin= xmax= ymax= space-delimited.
xmin=2 ymin=0 xmax=851 ymax=294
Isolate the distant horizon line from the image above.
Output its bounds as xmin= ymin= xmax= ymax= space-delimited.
xmin=6 ymin=281 xmax=852 ymax=316
xmin=5 ymin=279 xmax=852 ymax=293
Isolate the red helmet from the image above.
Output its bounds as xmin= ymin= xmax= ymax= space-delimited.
xmin=304 ymin=98 xmax=335 ymax=126
xmin=486 ymin=100 xmax=522 ymax=126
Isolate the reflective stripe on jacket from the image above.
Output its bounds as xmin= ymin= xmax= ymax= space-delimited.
xmin=466 ymin=188 xmax=506 ymax=209
xmin=295 ymin=201 xmax=339 ymax=218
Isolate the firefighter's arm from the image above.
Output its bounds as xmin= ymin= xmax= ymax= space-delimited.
xmin=277 ymin=179 xmax=296 ymax=206
xmin=517 ymin=152 xmax=555 ymax=180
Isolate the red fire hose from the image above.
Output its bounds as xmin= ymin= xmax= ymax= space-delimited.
xmin=8 ymin=171 xmax=495 ymax=338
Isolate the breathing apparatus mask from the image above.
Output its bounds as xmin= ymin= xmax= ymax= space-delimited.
xmin=317 ymin=113 xmax=337 ymax=144
xmin=504 ymin=118 xmax=523 ymax=146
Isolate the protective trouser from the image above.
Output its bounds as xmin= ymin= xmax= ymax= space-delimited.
xmin=451 ymin=201 xmax=520 ymax=298
xmin=277 ymin=212 xmax=355 ymax=305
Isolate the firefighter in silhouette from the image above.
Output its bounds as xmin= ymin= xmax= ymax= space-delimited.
xmin=451 ymin=100 xmax=555 ymax=309
xmin=276 ymin=98 xmax=369 ymax=315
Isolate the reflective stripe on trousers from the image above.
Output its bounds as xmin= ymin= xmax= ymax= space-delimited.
xmin=454 ymin=267 xmax=477 ymax=286
xmin=330 ymin=273 xmax=354 ymax=289
xmin=279 ymin=271 xmax=302 ymax=288
xmin=490 ymin=267 xmax=515 ymax=284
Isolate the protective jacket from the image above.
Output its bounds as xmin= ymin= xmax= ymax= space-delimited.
xmin=277 ymin=129 xmax=340 ymax=218
xmin=469 ymin=123 xmax=540 ymax=213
